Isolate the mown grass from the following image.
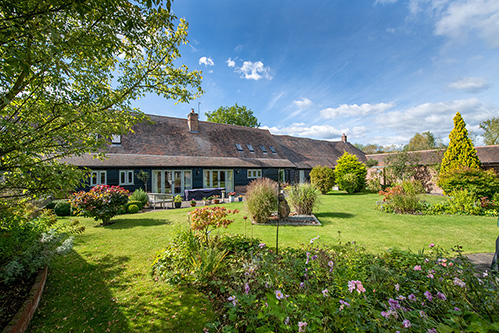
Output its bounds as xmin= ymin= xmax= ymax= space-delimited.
xmin=29 ymin=192 xmax=497 ymax=332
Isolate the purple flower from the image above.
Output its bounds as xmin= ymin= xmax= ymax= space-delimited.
xmin=427 ymin=273 xmax=434 ymax=279
xmin=408 ymin=294 xmax=416 ymax=301
xmin=298 ymin=321 xmax=308 ymax=332
xmin=453 ymin=277 xmax=466 ymax=288
xmin=403 ymin=319 xmax=411 ymax=328
xmin=437 ymin=291 xmax=446 ymax=300
xmin=424 ymin=291 xmax=432 ymax=301
xmin=397 ymin=295 xmax=406 ymax=301
xmin=275 ymin=290 xmax=284 ymax=300
xmin=284 ymin=316 xmax=290 ymax=325
xmin=244 ymin=283 xmax=250 ymax=295
xmin=454 ymin=307 xmax=460 ymax=311
xmin=381 ymin=309 xmax=398 ymax=319
xmin=395 ymin=283 xmax=400 ymax=291
xmin=259 ymin=243 xmax=266 ymax=248
xmin=311 ymin=255 xmax=318 ymax=261
xmin=339 ymin=299 xmax=350 ymax=307
xmin=322 ymin=288 xmax=329 ymax=297
xmin=299 ymin=282 xmax=305 ymax=288
xmin=228 ymin=295 xmax=237 ymax=306
xmin=427 ymin=329 xmax=437 ymax=333
xmin=420 ymin=310 xmax=427 ymax=318
xmin=388 ymin=298 xmax=401 ymax=310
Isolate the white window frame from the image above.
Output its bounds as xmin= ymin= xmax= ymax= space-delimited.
xmin=90 ymin=171 xmax=107 ymax=186
xmin=111 ymin=134 xmax=121 ymax=145
xmin=247 ymin=169 xmax=262 ymax=179
xmin=119 ymin=170 xmax=134 ymax=185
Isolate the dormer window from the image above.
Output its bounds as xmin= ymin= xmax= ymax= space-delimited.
xmin=269 ymin=146 xmax=277 ymax=154
xmin=235 ymin=144 xmax=243 ymax=152
xmin=111 ymin=134 xmax=121 ymax=145
xmin=246 ymin=144 xmax=255 ymax=153
xmin=259 ymin=145 xmax=267 ymax=154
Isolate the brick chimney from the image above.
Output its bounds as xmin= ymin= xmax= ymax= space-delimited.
xmin=341 ymin=133 xmax=347 ymax=142
xmin=187 ymin=108 xmax=198 ymax=133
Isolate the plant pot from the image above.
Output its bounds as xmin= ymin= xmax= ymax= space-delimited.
xmin=229 ymin=196 xmax=235 ymax=203
xmin=190 ymin=202 xmax=197 ymax=207
xmin=174 ymin=202 xmax=182 ymax=208
xmin=213 ymin=199 xmax=220 ymax=204
xmin=238 ymin=197 xmax=243 ymax=202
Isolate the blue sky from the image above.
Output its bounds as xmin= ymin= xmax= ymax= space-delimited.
xmin=131 ymin=0 xmax=499 ymax=146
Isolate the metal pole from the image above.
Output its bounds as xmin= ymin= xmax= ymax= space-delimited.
xmin=276 ymin=182 xmax=280 ymax=256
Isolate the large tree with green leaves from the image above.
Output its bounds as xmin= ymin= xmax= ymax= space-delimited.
xmin=440 ymin=112 xmax=481 ymax=173
xmin=205 ymin=103 xmax=260 ymax=128
xmin=479 ymin=117 xmax=499 ymax=145
xmin=405 ymin=131 xmax=443 ymax=151
xmin=0 ymin=0 xmax=202 ymax=200
xmin=334 ymin=152 xmax=367 ymax=193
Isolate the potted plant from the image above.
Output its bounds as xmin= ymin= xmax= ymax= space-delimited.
xmin=238 ymin=195 xmax=243 ymax=202
xmin=190 ymin=200 xmax=197 ymax=207
xmin=213 ymin=195 xmax=220 ymax=204
xmin=203 ymin=196 xmax=212 ymax=205
xmin=174 ymin=195 xmax=183 ymax=208
xmin=228 ymin=192 xmax=236 ymax=202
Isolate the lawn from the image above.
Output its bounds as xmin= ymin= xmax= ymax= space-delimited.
xmin=29 ymin=192 xmax=498 ymax=332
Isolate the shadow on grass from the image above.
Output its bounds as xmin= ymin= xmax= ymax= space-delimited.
xmin=30 ymin=252 xmax=130 ymax=332
xmin=327 ymin=191 xmax=373 ymax=196
xmin=315 ymin=212 xmax=355 ymax=220
xmin=104 ymin=218 xmax=173 ymax=230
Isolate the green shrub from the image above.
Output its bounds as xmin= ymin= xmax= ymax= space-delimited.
xmin=71 ymin=185 xmax=129 ymax=226
xmin=447 ymin=189 xmax=482 ymax=215
xmin=174 ymin=195 xmax=182 ymax=203
xmin=129 ymin=188 xmax=149 ymax=207
xmin=0 ymin=203 xmax=84 ymax=285
xmin=286 ymin=183 xmax=319 ymax=215
xmin=127 ymin=204 xmax=140 ymax=214
xmin=334 ymin=152 xmax=367 ymax=193
xmin=378 ymin=180 xmax=423 ymax=214
xmin=125 ymin=200 xmax=144 ymax=211
xmin=437 ymin=166 xmax=499 ymax=199
xmin=309 ymin=165 xmax=335 ymax=194
xmin=367 ymin=174 xmax=384 ymax=192
xmin=54 ymin=201 xmax=71 ymax=216
xmin=245 ymin=178 xmax=278 ymax=224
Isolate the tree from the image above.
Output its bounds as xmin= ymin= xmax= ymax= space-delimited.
xmin=136 ymin=170 xmax=150 ymax=192
xmin=480 ymin=117 xmax=499 ymax=145
xmin=205 ymin=103 xmax=260 ymax=128
xmin=440 ymin=112 xmax=481 ymax=173
xmin=405 ymin=131 xmax=443 ymax=151
xmin=334 ymin=152 xmax=367 ymax=193
xmin=309 ymin=165 xmax=335 ymax=194
xmin=385 ymin=151 xmax=421 ymax=182
xmin=0 ymin=0 xmax=203 ymax=200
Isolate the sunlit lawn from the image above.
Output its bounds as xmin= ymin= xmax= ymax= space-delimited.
xmin=29 ymin=192 xmax=497 ymax=332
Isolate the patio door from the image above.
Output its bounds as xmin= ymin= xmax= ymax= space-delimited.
xmin=203 ymin=169 xmax=234 ymax=191
xmin=152 ymin=170 xmax=192 ymax=195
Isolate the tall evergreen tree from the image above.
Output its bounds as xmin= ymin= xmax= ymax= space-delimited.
xmin=440 ymin=112 xmax=481 ymax=173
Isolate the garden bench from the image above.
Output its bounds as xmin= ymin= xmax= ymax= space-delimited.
xmin=148 ymin=193 xmax=174 ymax=209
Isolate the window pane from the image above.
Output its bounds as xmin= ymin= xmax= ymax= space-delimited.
xmin=91 ymin=172 xmax=97 ymax=186
xmin=128 ymin=171 xmax=133 ymax=184
xmin=100 ymin=171 xmax=106 ymax=184
xmin=184 ymin=171 xmax=192 ymax=189
xmin=204 ymin=170 xmax=210 ymax=188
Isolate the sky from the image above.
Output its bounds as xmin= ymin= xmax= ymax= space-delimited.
xmin=131 ymin=0 xmax=499 ymax=147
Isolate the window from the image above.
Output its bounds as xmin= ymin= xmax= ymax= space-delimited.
xmin=247 ymin=169 xmax=262 ymax=179
xmin=269 ymin=146 xmax=277 ymax=154
xmin=246 ymin=144 xmax=255 ymax=153
xmin=259 ymin=145 xmax=267 ymax=154
xmin=203 ymin=169 xmax=234 ymax=192
xmin=90 ymin=171 xmax=107 ymax=186
xmin=111 ymin=135 xmax=121 ymax=145
xmin=119 ymin=170 xmax=134 ymax=185
xmin=235 ymin=144 xmax=243 ymax=152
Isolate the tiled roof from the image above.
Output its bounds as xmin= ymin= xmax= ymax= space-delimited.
xmin=274 ymin=135 xmax=367 ymax=169
xmin=62 ymin=113 xmax=366 ymax=169
xmin=366 ymin=145 xmax=499 ymax=167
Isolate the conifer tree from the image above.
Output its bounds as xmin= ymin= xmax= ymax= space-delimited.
xmin=440 ymin=112 xmax=481 ymax=173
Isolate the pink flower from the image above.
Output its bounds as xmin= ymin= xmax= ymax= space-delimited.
xmin=339 ymin=299 xmax=350 ymax=307
xmin=322 ymin=288 xmax=329 ymax=297
xmin=348 ymin=280 xmax=366 ymax=293
xmin=228 ymin=295 xmax=237 ymax=306
xmin=394 ymin=283 xmax=400 ymax=291
xmin=414 ymin=265 xmax=422 ymax=271
xmin=298 ymin=321 xmax=308 ymax=332
xmin=424 ymin=291 xmax=433 ymax=301
xmin=408 ymin=294 xmax=416 ymax=301
xmin=259 ymin=243 xmax=266 ymax=248
xmin=437 ymin=291 xmax=446 ymax=300
xmin=453 ymin=277 xmax=466 ymax=288
xmin=310 ymin=236 xmax=320 ymax=244
xmin=403 ymin=319 xmax=412 ymax=328
xmin=245 ymin=283 xmax=250 ymax=295
xmin=429 ymin=243 xmax=435 ymax=248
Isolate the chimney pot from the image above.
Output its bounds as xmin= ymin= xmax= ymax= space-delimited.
xmin=341 ymin=133 xmax=347 ymax=142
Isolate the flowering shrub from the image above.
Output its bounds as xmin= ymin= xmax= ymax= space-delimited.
xmin=377 ymin=180 xmax=423 ymax=214
xmin=71 ymin=185 xmax=129 ymax=226
xmin=245 ymin=177 xmax=278 ymax=223
xmin=189 ymin=206 xmax=238 ymax=244
xmin=153 ymin=230 xmax=499 ymax=332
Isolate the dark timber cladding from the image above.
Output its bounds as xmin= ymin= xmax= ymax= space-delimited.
xmin=62 ymin=112 xmax=366 ymax=191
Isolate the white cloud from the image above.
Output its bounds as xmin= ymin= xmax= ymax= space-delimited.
xmin=237 ymin=61 xmax=273 ymax=80
xmin=226 ymin=57 xmax=236 ymax=68
xmin=320 ymin=102 xmax=395 ymax=119
xmin=448 ymin=77 xmax=490 ymax=93
xmin=264 ymin=123 xmax=345 ymax=140
xmin=377 ymin=98 xmax=498 ymax=137
xmin=435 ymin=0 xmax=499 ymax=48
xmin=292 ymin=98 xmax=314 ymax=110
xmin=199 ymin=56 xmax=215 ymax=66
